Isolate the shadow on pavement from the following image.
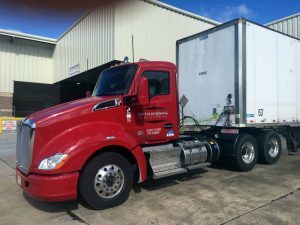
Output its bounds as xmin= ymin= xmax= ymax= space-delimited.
xmin=134 ymin=168 xmax=208 ymax=192
xmin=22 ymin=192 xmax=79 ymax=213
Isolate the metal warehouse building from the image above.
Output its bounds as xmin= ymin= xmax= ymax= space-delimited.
xmin=266 ymin=12 xmax=300 ymax=39
xmin=0 ymin=0 xmax=219 ymax=117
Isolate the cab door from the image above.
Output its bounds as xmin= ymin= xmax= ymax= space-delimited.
xmin=134 ymin=68 xmax=179 ymax=145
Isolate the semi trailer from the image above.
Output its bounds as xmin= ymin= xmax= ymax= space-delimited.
xmin=16 ymin=18 xmax=300 ymax=209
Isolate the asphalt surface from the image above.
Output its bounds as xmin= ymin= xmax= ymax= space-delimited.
xmin=0 ymin=133 xmax=300 ymax=225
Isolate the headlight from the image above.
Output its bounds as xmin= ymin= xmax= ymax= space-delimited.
xmin=38 ymin=153 xmax=68 ymax=170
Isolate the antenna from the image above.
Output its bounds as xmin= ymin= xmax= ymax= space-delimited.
xmin=132 ymin=35 xmax=135 ymax=63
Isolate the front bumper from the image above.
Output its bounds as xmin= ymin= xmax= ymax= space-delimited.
xmin=16 ymin=168 xmax=79 ymax=202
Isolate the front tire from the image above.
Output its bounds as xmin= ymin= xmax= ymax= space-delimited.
xmin=79 ymin=152 xmax=133 ymax=209
xmin=258 ymin=131 xmax=281 ymax=164
xmin=233 ymin=134 xmax=258 ymax=171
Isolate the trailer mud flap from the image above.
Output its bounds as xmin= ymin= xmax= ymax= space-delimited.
xmin=214 ymin=133 xmax=240 ymax=156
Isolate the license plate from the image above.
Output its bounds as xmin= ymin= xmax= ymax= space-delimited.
xmin=17 ymin=175 xmax=21 ymax=186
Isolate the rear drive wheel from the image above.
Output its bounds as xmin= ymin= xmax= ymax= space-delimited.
xmin=79 ymin=152 xmax=133 ymax=209
xmin=233 ymin=134 xmax=258 ymax=171
xmin=258 ymin=131 xmax=281 ymax=164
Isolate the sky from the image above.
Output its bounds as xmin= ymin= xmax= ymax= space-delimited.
xmin=0 ymin=1 xmax=83 ymax=39
xmin=0 ymin=0 xmax=299 ymax=39
xmin=162 ymin=0 xmax=300 ymax=24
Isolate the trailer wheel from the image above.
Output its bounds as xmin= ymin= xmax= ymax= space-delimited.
xmin=79 ymin=152 xmax=133 ymax=209
xmin=233 ymin=134 xmax=258 ymax=171
xmin=258 ymin=131 xmax=281 ymax=164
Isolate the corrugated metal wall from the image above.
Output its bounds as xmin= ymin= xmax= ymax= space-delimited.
xmin=114 ymin=0 xmax=216 ymax=63
xmin=0 ymin=36 xmax=54 ymax=93
xmin=53 ymin=6 xmax=115 ymax=82
xmin=53 ymin=0 xmax=217 ymax=82
xmin=267 ymin=13 xmax=300 ymax=39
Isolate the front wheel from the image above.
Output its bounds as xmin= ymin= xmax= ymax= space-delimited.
xmin=79 ymin=152 xmax=133 ymax=209
xmin=233 ymin=134 xmax=258 ymax=171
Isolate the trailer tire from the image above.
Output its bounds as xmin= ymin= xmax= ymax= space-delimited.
xmin=79 ymin=152 xmax=133 ymax=210
xmin=233 ymin=134 xmax=258 ymax=171
xmin=258 ymin=131 xmax=281 ymax=165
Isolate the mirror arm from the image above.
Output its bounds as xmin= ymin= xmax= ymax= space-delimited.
xmin=124 ymin=95 xmax=138 ymax=106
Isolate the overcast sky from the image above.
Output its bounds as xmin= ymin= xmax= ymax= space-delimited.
xmin=0 ymin=0 xmax=299 ymax=39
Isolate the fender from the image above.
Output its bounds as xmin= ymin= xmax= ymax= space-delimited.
xmin=215 ymin=133 xmax=240 ymax=157
xmin=30 ymin=121 xmax=147 ymax=182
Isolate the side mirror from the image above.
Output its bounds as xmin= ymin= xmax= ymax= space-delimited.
xmin=139 ymin=77 xmax=150 ymax=106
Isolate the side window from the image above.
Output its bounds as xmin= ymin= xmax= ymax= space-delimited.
xmin=142 ymin=71 xmax=170 ymax=98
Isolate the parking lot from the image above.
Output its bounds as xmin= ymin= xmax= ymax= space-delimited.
xmin=0 ymin=133 xmax=300 ymax=225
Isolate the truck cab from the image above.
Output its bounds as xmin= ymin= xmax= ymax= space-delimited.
xmin=16 ymin=60 xmax=280 ymax=210
xmin=16 ymin=61 xmax=209 ymax=209
xmin=93 ymin=61 xmax=180 ymax=145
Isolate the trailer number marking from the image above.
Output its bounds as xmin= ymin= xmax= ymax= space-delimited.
xmin=258 ymin=109 xmax=264 ymax=117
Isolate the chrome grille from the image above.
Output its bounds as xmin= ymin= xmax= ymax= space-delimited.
xmin=16 ymin=124 xmax=34 ymax=173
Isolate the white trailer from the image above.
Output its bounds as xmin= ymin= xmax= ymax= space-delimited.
xmin=176 ymin=18 xmax=300 ymax=167
xmin=177 ymin=18 xmax=300 ymax=128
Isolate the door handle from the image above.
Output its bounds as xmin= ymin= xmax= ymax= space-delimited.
xmin=163 ymin=123 xmax=173 ymax=129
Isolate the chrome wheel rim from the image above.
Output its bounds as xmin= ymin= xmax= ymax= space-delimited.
xmin=241 ymin=142 xmax=255 ymax=164
xmin=94 ymin=164 xmax=124 ymax=199
xmin=267 ymin=137 xmax=279 ymax=158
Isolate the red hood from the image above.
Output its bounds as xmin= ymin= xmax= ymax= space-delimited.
xmin=27 ymin=96 xmax=117 ymax=127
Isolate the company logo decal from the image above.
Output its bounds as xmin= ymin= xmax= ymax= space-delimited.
xmin=166 ymin=130 xmax=175 ymax=137
xmin=138 ymin=111 xmax=168 ymax=119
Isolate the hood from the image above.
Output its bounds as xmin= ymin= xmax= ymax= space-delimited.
xmin=27 ymin=96 xmax=118 ymax=127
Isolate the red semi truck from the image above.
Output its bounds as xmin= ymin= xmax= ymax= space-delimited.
xmin=16 ymin=19 xmax=300 ymax=209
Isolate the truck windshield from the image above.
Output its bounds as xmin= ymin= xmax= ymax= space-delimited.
xmin=92 ymin=64 xmax=138 ymax=96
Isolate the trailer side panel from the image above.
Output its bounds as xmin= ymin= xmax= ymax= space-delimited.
xmin=178 ymin=25 xmax=236 ymax=125
xmin=245 ymin=21 xmax=300 ymax=125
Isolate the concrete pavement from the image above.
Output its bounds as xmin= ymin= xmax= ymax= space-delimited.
xmin=0 ymin=133 xmax=300 ymax=225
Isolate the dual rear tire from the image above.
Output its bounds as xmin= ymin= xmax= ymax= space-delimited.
xmin=258 ymin=131 xmax=281 ymax=164
xmin=233 ymin=131 xmax=281 ymax=171
xmin=233 ymin=134 xmax=258 ymax=171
